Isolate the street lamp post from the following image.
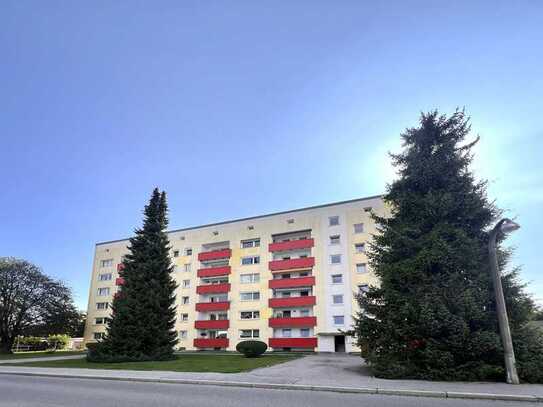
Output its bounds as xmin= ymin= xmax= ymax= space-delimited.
xmin=489 ymin=218 xmax=520 ymax=385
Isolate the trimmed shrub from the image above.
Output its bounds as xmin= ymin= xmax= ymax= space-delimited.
xmin=236 ymin=340 xmax=267 ymax=357
xmin=47 ymin=334 xmax=70 ymax=351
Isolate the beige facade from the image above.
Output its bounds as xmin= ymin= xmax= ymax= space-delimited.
xmin=84 ymin=195 xmax=387 ymax=352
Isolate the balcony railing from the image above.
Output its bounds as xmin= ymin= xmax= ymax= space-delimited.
xmin=269 ymin=238 xmax=314 ymax=252
xmin=197 ymin=266 xmax=231 ymax=278
xmin=268 ymin=316 xmax=317 ymax=328
xmin=269 ymin=257 xmax=315 ymax=272
xmin=194 ymin=338 xmax=229 ymax=348
xmin=194 ymin=320 xmax=229 ymax=329
xmin=198 ymin=249 xmax=232 ymax=262
xmin=117 ymin=263 xmax=125 ymax=272
xmin=269 ymin=276 xmax=315 ymax=289
xmin=268 ymin=296 xmax=316 ymax=308
xmin=115 ymin=277 xmax=125 ymax=286
xmin=269 ymin=337 xmax=317 ymax=349
xmin=195 ymin=301 xmax=230 ymax=311
xmin=196 ymin=283 xmax=230 ymax=295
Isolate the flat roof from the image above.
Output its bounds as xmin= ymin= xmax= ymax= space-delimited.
xmin=96 ymin=194 xmax=383 ymax=246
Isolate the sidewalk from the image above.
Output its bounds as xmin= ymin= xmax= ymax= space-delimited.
xmin=0 ymin=355 xmax=85 ymax=365
xmin=1 ymin=353 xmax=542 ymax=402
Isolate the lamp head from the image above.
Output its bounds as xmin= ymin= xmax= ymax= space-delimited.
xmin=500 ymin=218 xmax=520 ymax=234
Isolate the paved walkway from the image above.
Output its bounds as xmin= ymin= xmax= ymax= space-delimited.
xmin=0 ymin=354 xmax=85 ymax=364
xmin=0 ymin=353 xmax=542 ymax=400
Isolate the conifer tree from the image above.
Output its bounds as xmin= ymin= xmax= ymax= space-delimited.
xmin=88 ymin=188 xmax=178 ymax=362
xmin=354 ymin=110 xmax=543 ymax=382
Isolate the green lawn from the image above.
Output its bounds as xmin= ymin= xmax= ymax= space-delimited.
xmin=0 ymin=351 xmax=86 ymax=360
xmin=5 ymin=354 xmax=301 ymax=373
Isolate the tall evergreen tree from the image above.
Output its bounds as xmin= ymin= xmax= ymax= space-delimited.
xmin=354 ymin=110 xmax=543 ymax=382
xmin=88 ymin=188 xmax=178 ymax=362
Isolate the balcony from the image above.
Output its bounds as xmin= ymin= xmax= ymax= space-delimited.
xmin=196 ymin=283 xmax=230 ymax=295
xmin=117 ymin=263 xmax=125 ymax=272
xmin=195 ymin=301 xmax=230 ymax=311
xmin=194 ymin=338 xmax=229 ymax=348
xmin=269 ymin=316 xmax=317 ymax=328
xmin=194 ymin=320 xmax=229 ymax=329
xmin=197 ymin=266 xmax=231 ymax=278
xmin=269 ymin=238 xmax=314 ymax=252
xmin=269 ymin=257 xmax=315 ymax=272
xmin=269 ymin=296 xmax=316 ymax=308
xmin=198 ymin=249 xmax=232 ymax=262
xmin=269 ymin=276 xmax=315 ymax=289
xmin=269 ymin=337 xmax=317 ymax=349
xmin=115 ymin=277 xmax=125 ymax=286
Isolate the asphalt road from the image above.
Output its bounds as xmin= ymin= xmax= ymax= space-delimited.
xmin=0 ymin=374 xmax=527 ymax=407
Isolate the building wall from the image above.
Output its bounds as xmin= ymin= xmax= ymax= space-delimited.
xmin=84 ymin=196 xmax=388 ymax=352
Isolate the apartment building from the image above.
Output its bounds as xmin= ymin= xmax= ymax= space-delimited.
xmin=84 ymin=195 xmax=387 ymax=352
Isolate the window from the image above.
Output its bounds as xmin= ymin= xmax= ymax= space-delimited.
xmin=330 ymin=235 xmax=340 ymax=245
xmin=100 ymin=259 xmax=113 ymax=268
xmin=333 ymin=315 xmax=345 ymax=325
xmin=93 ymin=332 xmax=104 ymax=340
xmin=356 ymin=263 xmax=367 ymax=274
xmin=184 ymin=263 xmax=191 ymax=272
xmin=95 ymin=318 xmax=105 ymax=325
xmin=97 ymin=287 xmax=110 ymax=296
xmin=96 ymin=302 xmax=109 ymax=310
xmin=282 ymin=328 xmax=292 ymax=338
xmin=241 ymin=238 xmax=260 ymax=248
xmin=330 ymin=254 xmax=341 ymax=264
xmin=355 ymin=243 xmax=365 ymax=253
xmin=300 ymin=309 xmax=310 ymax=317
xmin=240 ymin=329 xmax=260 ymax=338
xmin=240 ymin=311 xmax=260 ymax=320
xmin=300 ymin=328 xmax=310 ymax=337
xmin=331 ymin=274 xmax=343 ymax=284
xmin=241 ymin=256 xmax=260 ymax=265
xmin=332 ymin=294 xmax=344 ymax=304
xmin=354 ymin=223 xmax=364 ymax=234
xmin=329 ymin=216 xmax=339 ymax=226
xmin=173 ymin=250 xmax=180 ymax=257
xmin=179 ymin=330 xmax=187 ymax=340
xmin=182 ymin=296 xmax=189 ymax=305
xmin=240 ymin=292 xmax=260 ymax=301
xmin=99 ymin=273 xmax=112 ymax=281
xmin=300 ymin=290 xmax=309 ymax=297
xmin=240 ymin=273 xmax=260 ymax=284
xmin=180 ymin=313 xmax=189 ymax=322
xmin=358 ymin=284 xmax=369 ymax=294
xmin=299 ymin=271 xmax=309 ymax=277
xmin=185 ymin=248 xmax=192 ymax=256
xmin=182 ymin=279 xmax=190 ymax=288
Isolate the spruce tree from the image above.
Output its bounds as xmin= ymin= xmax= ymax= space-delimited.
xmin=354 ymin=110 xmax=543 ymax=382
xmin=88 ymin=188 xmax=178 ymax=362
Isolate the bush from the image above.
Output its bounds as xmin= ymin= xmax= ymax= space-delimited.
xmin=236 ymin=340 xmax=267 ymax=358
xmin=47 ymin=334 xmax=70 ymax=351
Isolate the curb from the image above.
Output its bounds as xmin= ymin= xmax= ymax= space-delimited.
xmin=0 ymin=370 xmax=540 ymax=403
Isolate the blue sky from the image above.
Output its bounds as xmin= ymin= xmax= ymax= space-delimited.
xmin=1 ymin=1 xmax=541 ymax=310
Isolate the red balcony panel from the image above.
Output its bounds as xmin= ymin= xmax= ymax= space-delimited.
xmin=268 ymin=296 xmax=316 ymax=308
xmin=269 ymin=238 xmax=314 ymax=253
xmin=117 ymin=263 xmax=125 ymax=272
xmin=196 ymin=283 xmax=230 ymax=294
xmin=197 ymin=266 xmax=231 ymax=278
xmin=195 ymin=301 xmax=230 ymax=311
xmin=115 ymin=277 xmax=125 ymax=286
xmin=194 ymin=338 xmax=229 ymax=348
xmin=194 ymin=320 xmax=229 ymax=330
xmin=269 ymin=257 xmax=315 ymax=271
xmin=198 ymin=249 xmax=232 ymax=262
xmin=269 ymin=276 xmax=315 ymax=289
xmin=269 ymin=337 xmax=317 ymax=349
xmin=269 ymin=317 xmax=317 ymax=328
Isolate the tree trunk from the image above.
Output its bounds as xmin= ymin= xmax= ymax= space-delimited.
xmin=0 ymin=336 xmax=14 ymax=354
